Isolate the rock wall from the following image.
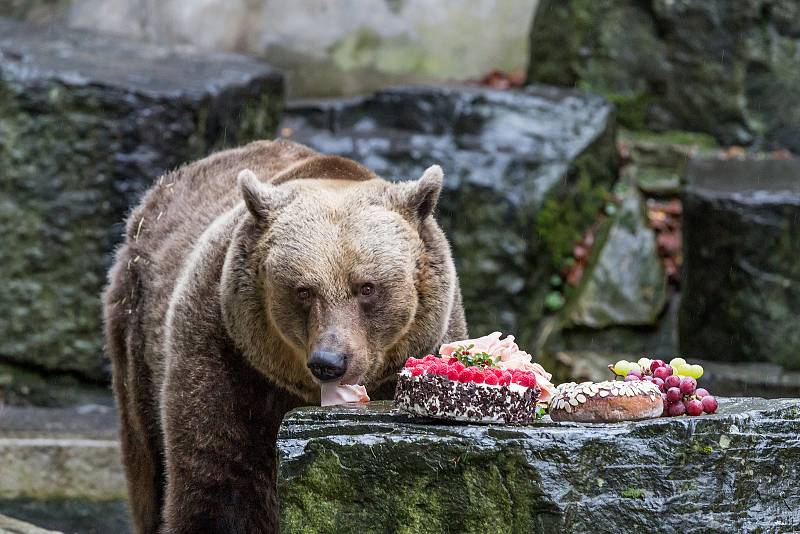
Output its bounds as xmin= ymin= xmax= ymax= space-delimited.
xmin=527 ymin=0 xmax=800 ymax=152
xmin=680 ymin=157 xmax=800 ymax=370
xmin=5 ymin=0 xmax=538 ymax=98
xmin=0 ymin=18 xmax=283 ymax=381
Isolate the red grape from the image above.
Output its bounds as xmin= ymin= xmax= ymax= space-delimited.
xmin=624 ymin=374 xmax=639 ymax=382
xmin=653 ymin=366 xmax=671 ymax=380
xmin=643 ymin=375 xmax=655 ymax=383
xmin=628 ymin=368 xmax=643 ymax=379
xmin=685 ymin=399 xmax=703 ymax=416
xmin=680 ymin=377 xmax=697 ymax=396
xmin=701 ymin=395 xmax=718 ymax=414
xmin=695 ymin=388 xmax=710 ymax=398
xmin=666 ymin=387 xmax=682 ymax=403
xmin=665 ymin=375 xmax=681 ymax=389
xmin=661 ymin=393 xmax=670 ymax=414
xmin=650 ymin=359 xmax=665 ymax=371
xmin=652 ymin=377 xmax=665 ymax=390
xmin=668 ymin=402 xmax=686 ymax=416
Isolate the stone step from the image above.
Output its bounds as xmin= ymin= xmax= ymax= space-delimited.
xmin=278 ymin=399 xmax=800 ymax=533
xmin=0 ymin=405 xmax=127 ymax=533
xmin=0 ymin=513 xmax=61 ymax=534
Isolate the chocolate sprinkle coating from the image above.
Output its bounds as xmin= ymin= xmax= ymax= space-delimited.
xmin=394 ymin=370 xmax=540 ymax=424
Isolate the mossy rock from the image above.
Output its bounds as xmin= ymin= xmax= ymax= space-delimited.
xmin=565 ymin=187 xmax=666 ymax=328
xmin=278 ymin=399 xmax=800 ymax=533
xmin=527 ymin=0 xmax=800 ymax=151
xmin=0 ymin=18 xmax=283 ymax=381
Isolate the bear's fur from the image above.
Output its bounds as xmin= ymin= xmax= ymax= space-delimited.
xmin=103 ymin=139 xmax=467 ymax=533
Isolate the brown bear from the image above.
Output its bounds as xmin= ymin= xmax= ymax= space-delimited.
xmin=103 ymin=139 xmax=467 ymax=533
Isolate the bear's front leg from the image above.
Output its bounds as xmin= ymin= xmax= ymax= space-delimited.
xmin=161 ymin=336 xmax=303 ymax=534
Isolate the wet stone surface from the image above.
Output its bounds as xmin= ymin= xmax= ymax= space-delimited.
xmin=278 ymin=398 xmax=800 ymax=533
xmin=680 ymin=158 xmax=800 ymax=370
xmin=0 ymin=17 xmax=283 ymax=381
xmin=281 ymin=84 xmax=618 ymax=345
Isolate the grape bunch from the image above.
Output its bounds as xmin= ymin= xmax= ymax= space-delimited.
xmin=610 ymin=357 xmax=718 ymax=417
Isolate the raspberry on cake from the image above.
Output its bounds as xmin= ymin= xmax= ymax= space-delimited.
xmin=394 ymin=333 xmax=554 ymax=424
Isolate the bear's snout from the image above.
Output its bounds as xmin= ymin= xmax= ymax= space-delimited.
xmin=307 ymin=350 xmax=348 ymax=381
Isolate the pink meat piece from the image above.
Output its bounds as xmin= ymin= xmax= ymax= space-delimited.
xmin=320 ymin=383 xmax=370 ymax=407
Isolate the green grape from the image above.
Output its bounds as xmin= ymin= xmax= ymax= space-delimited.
xmin=669 ymin=357 xmax=687 ymax=368
xmin=673 ymin=364 xmax=689 ymax=377
xmin=612 ymin=360 xmax=630 ymax=376
xmin=637 ymin=357 xmax=653 ymax=369
xmin=685 ymin=364 xmax=704 ymax=379
xmin=611 ymin=360 xmax=646 ymax=377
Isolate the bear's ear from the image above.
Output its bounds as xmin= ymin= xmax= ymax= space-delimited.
xmin=390 ymin=165 xmax=444 ymax=224
xmin=237 ymin=169 xmax=292 ymax=225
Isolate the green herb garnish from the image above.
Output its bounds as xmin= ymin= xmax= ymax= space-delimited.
xmin=451 ymin=344 xmax=499 ymax=368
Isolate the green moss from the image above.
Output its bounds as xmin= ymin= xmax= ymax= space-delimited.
xmin=578 ymin=84 xmax=654 ymax=131
xmin=544 ymin=291 xmax=566 ymax=312
xmin=619 ymin=128 xmax=718 ymax=150
xmin=280 ymin=442 xmax=555 ymax=533
xmin=621 ymin=488 xmax=645 ymax=499
xmin=536 ymin=168 xmax=610 ymax=272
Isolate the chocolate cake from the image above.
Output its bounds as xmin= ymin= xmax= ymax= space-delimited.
xmin=393 ymin=364 xmax=540 ymax=424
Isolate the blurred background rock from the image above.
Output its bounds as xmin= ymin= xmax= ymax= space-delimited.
xmin=1 ymin=0 xmax=538 ymax=97
xmin=1 ymin=1 xmax=799 ymax=531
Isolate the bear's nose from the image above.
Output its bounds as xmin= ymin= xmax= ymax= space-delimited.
xmin=307 ymin=351 xmax=347 ymax=381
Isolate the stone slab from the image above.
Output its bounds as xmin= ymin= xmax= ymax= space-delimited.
xmin=278 ymin=398 xmax=800 ymax=533
xmin=0 ymin=514 xmax=61 ymax=534
xmin=0 ymin=405 xmax=123 ymax=501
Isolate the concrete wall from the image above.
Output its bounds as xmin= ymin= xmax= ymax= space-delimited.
xmin=10 ymin=0 xmax=538 ymax=97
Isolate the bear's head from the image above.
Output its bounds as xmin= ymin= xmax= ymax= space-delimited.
xmin=221 ymin=156 xmax=457 ymax=400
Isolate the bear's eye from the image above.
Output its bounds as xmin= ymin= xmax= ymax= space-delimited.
xmin=359 ymin=283 xmax=375 ymax=297
xmin=296 ymin=287 xmax=312 ymax=301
